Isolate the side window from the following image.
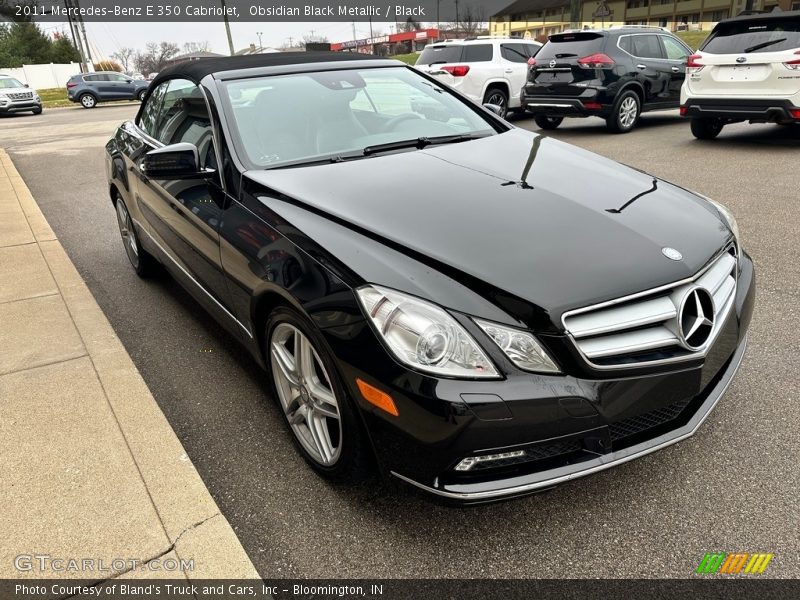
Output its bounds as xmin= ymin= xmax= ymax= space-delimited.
xmin=525 ymin=44 xmax=541 ymax=57
xmin=83 ymin=74 xmax=101 ymax=82
xmin=110 ymin=73 xmax=129 ymax=82
xmin=463 ymin=44 xmax=493 ymax=62
xmin=152 ymin=79 xmax=215 ymax=168
xmin=501 ymin=43 xmax=529 ymax=63
xmin=632 ymin=34 xmax=664 ymax=59
xmin=661 ymin=36 xmax=690 ymax=61
xmin=137 ymin=81 xmax=168 ymax=137
xmin=619 ymin=36 xmax=633 ymax=54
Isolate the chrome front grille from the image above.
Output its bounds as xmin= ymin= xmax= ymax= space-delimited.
xmin=8 ymin=91 xmax=33 ymax=100
xmin=563 ymin=246 xmax=738 ymax=369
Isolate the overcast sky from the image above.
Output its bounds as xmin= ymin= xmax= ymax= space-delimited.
xmin=32 ymin=0 xmax=514 ymax=59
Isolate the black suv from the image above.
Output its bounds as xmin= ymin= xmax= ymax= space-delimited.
xmin=522 ymin=27 xmax=693 ymax=133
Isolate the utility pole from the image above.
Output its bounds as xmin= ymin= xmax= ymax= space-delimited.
xmin=72 ymin=0 xmax=93 ymax=69
xmin=352 ymin=21 xmax=357 ymax=42
xmin=256 ymin=31 xmax=263 ymax=51
xmin=63 ymin=0 xmax=86 ymax=71
xmin=220 ymin=0 xmax=235 ymax=55
xmin=436 ymin=0 xmax=440 ymax=38
xmin=455 ymin=0 xmax=460 ymax=37
xmin=570 ymin=0 xmax=581 ymax=29
xmin=288 ymin=36 xmax=294 ymax=49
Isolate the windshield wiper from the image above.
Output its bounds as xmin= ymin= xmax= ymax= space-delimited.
xmin=362 ymin=133 xmax=489 ymax=156
xmin=744 ymin=38 xmax=786 ymax=53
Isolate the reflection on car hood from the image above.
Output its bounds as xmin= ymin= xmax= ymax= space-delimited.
xmin=244 ymin=128 xmax=730 ymax=319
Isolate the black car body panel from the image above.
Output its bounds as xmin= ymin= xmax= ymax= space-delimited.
xmin=105 ymin=53 xmax=754 ymax=503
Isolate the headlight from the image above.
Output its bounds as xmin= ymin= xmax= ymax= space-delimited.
xmin=474 ymin=320 xmax=560 ymax=374
xmin=356 ymin=285 xmax=499 ymax=379
xmin=705 ymin=198 xmax=741 ymax=246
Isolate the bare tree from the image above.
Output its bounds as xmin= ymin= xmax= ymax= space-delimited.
xmin=182 ymin=41 xmax=212 ymax=54
xmin=110 ymin=47 xmax=135 ymax=72
xmin=134 ymin=41 xmax=180 ymax=75
xmin=446 ymin=6 xmax=487 ymax=37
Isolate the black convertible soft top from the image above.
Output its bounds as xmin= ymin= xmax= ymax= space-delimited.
xmin=150 ymin=51 xmax=387 ymax=87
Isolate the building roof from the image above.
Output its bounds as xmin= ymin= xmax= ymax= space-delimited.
xmin=150 ymin=51 xmax=387 ymax=86
xmin=492 ymin=0 xmax=570 ymax=18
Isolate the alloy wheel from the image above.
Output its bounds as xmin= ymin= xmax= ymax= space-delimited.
xmin=115 ymin=199 xmax=139 ymax=268
xmin=618 ymin=96 xmax=638 ymax=129
xmin=270 ymin=323 xmax=343 ymax=466
xmin=486 ymin=91 xmax=507 ymax=114
xmin=81 ymin=94 xmax=96 ymax=108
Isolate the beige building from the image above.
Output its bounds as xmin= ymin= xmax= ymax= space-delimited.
xmin=490 ymin=0 xmax=799 ymax=42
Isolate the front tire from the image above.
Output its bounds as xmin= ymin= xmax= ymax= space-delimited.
xmin=533 ymin=114 xmax=563 ymax=130
xmin=266 ymin=306 xmax=371 ymax=482
xmin=690 ymin=117 xmax=724 ymax=140
xmin=79 ymin=93 xmax=96 ymax=109
xmin=114 ymin=195 xmax=156 ymax=277
xmin=606 ymin=90 xmax=641 ymax=133
xmin=32 ymin=107 xmax=43 ymax=115
xmin=483 ymin=87 xmax=509 ymax=119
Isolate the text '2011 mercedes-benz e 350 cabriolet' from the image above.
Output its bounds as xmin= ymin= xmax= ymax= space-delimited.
xmin=105 ymin=52 xmax=754 ymax=503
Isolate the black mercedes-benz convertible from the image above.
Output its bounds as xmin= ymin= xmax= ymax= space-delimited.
xmin=105 ymin=52 xmax=754 ymax=503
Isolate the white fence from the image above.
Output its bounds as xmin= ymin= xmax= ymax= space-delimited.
xmin=0 ymin=63 xmax=86 ymax=89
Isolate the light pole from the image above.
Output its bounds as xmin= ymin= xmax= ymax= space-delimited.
xmin=256 ymin=31 xmax=263 ymax=51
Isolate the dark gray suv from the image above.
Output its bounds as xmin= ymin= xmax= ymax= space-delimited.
xmin=67 ymin=72 xmax=149 ymax=108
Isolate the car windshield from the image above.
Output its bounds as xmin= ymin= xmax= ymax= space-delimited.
xmin=703 ymin=19 xmax=800 ymax=54
xmin=0 ymin=78 xmax=25 ymax=88
xmin=223 ymin=66 xmax=497 ymax=169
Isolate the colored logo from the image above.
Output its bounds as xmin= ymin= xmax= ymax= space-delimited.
xmin=696 ymin=552 xmax=774 ymax=575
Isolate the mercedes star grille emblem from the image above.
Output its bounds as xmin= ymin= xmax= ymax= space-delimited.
xmin=679 ymin=287 xmax=715 ymax=350
xmin=662 ymin=247 xmax=683 ymax=261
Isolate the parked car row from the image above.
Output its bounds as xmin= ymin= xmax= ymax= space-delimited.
xmin=417 ymin=11 xmax=800 ymax=139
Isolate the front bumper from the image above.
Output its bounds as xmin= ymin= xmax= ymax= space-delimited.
xmin=681 ymin=98 xmax=800 ymax=123
xmin=323 ymin=253 xmax=754 ymax=504
xmin=0 ymin=98 xmax=41 ymax=114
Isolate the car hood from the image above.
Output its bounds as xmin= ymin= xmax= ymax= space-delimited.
xmin=244 ymin=129 xmax=731 ymax=325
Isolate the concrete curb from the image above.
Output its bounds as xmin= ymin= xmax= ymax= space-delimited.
xmin=0 ymin=149 xmax=258 ymax=580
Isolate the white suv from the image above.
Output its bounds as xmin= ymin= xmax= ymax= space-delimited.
xmin=0 ymin=74 xmax=43 ymax=116
xmin=680 ymin=11 xmax=800 ymax=139
xmin=415 ymin=38 xmax=542 ymax=117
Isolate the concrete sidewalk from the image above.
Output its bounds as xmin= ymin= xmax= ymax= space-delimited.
xmin=0 ymin=149 xmax=258 ymax=580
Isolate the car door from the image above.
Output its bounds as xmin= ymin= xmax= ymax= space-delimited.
xmin=132 ymin=78 xmax=232 ymax=316
xmin=659 ymin=35 xmax=691 ymax=104
xmin=500 ymin=43 xmax=534 ymax=106
xmin=82 ymin=74 xmax=105 ymax=97
xmin=108 ymin=72 xmax=136 ymax=99
xmin=626 ymin=34 xmax=671 ymax=105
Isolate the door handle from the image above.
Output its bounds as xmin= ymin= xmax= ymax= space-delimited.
xmin=636 ymin=64 xmax=647 ymax=70
xmin=504 ymin=68 xmax=514 ymax=74
xmin=671 ymin=66 xmax=681 ymax=73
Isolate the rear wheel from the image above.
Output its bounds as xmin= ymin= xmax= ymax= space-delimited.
xmin=483 ymin=87 xmax=509 ymax=118
xmin=137 ymin=89 xmax=147 ymax=102
xmin=690 ymin=117 xmax=724 ymax=140
xmin=266 ymin=306 xmax=372 ymax=482
xmin=114 ymin=195 xmax=156 ymax=277
xmin=79 ymin=93 xmax=96 ymax=109
xmin=606 ymin=90 xmax=640 ymax=133
xmin=533 ymin=114 xmax=563 ymax=130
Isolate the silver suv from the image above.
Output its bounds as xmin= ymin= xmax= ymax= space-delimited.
xmin=0 ymin=75 xmax=43 ymax=115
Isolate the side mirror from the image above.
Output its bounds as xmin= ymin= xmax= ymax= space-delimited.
xmin=126 ymin=79 xmax=132 ymax=84
xmin=23 ymin=83 xmax=29 ymax=88
xmin=142 ymin=143 xmax=214 ymax=179
xmin=483 ymin=103 xmax=504 ymax=117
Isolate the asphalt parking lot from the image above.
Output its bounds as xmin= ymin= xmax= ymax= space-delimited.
xmin=2 ymin=105 xmax=798 ymax=578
